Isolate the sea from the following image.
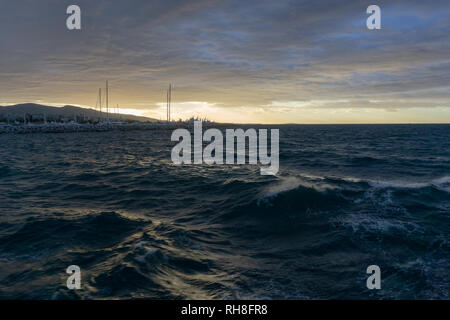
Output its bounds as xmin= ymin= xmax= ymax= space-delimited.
xmin=0 ymin=124 xmax=449 ymax=299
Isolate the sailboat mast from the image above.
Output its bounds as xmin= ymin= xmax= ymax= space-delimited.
xmin=99 ymin=88 xmax=102 ymax=120
xmin=169 ymin=84 xmax=171 ymax=122
xmin=106 ymin=80 xmax=109 ymax=120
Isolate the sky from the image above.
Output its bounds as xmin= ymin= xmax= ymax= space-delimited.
xmin=0 ymin=0 xmax=449 ymax=123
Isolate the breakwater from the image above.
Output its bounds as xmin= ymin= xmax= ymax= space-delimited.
xmin=0 ymin=122 xmax=204 ymax=134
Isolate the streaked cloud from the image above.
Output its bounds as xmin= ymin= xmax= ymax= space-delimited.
xmin=0 ymin=0 xmax=449 ymax=123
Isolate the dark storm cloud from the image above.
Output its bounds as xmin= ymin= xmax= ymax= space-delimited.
xmin=0 ymin=0 xmax=449 ymax=116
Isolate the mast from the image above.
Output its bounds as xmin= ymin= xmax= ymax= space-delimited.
xmin=169 ymin=84 xmax=172 ymax=122
xmin=166 ymin=83 xmax=172 ymax=122
xmin=106 ymin=80 xmax=109 ymax=121
xmin=99 ymin=88 xmax=102 ymax=121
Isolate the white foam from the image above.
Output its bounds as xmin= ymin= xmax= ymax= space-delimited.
xmin=433 ymin=176 xmax=450 ymax=184
xmin=368 ymin=181 xmax=429 ymax=189
xmin=261 ymin=173 xmax=450 ymax=202
xmin=367 ymin=176 xmax=450 ymax=193
xmin=432 ymin=176 xmax=450 ymax=192
xmin=332 ymin=214 xmax=421 ymax=234
xmin=262 ymin=177 xmax=302 ymax=198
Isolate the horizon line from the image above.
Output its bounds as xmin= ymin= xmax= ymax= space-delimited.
xmin=1 ymin=102 xmax=449 ymax=125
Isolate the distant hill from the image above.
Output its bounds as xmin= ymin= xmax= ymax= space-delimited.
xmin=0 ymin=103 xmax=158 ymax=122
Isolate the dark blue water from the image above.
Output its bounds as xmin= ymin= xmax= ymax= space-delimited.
xmin=0 ymin=124 xmax=449 ymax=299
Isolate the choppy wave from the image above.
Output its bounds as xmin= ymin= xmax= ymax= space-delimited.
xmin=0 ymin=125 xmax=449 ymax=299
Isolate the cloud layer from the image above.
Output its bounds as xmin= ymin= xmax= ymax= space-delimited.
xmin=0 ymin=0 xmax=449 ymax=123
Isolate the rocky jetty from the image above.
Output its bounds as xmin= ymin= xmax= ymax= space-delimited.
xmin=0 ymin=122 xmax=193 ymax=134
